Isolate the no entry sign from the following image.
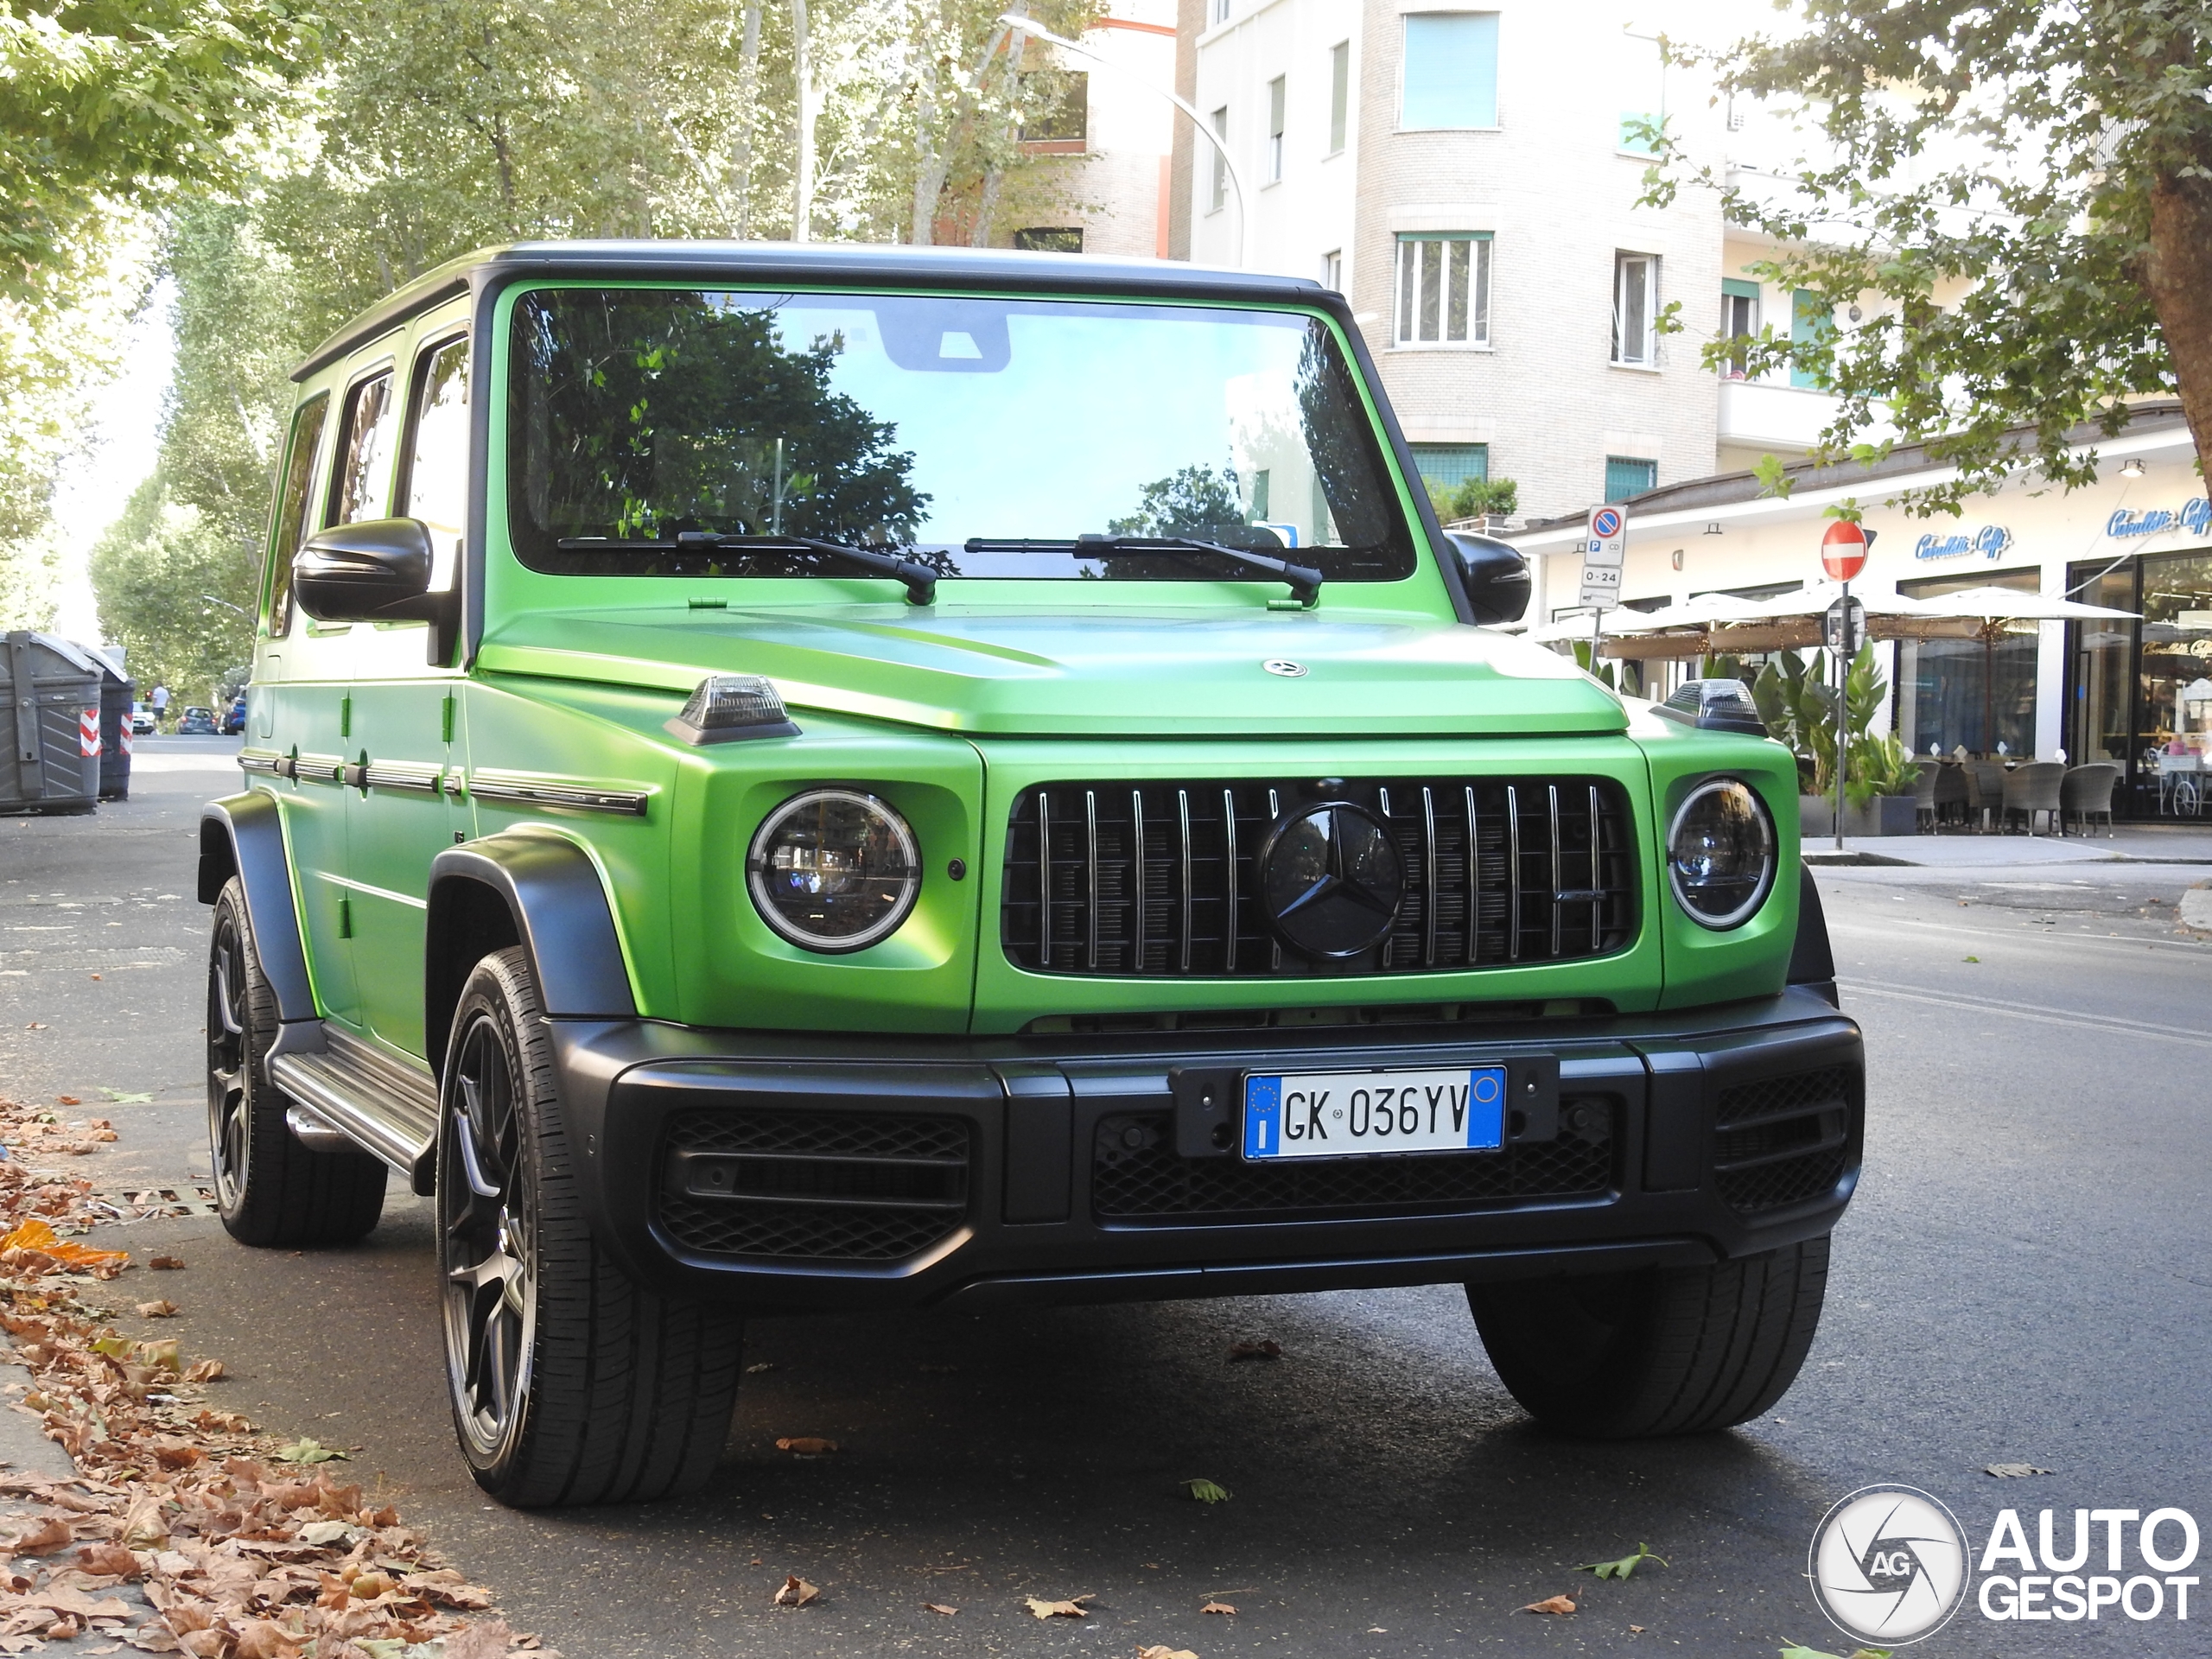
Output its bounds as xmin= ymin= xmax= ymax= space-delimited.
xmin=1821 ymin=519 xmax=1871 ymax=582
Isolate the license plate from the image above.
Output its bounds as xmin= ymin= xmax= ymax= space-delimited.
xmin=1242 ymin=1066 xmax=1506 ymax=1160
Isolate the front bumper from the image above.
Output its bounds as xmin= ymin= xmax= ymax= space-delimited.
xmin=549 ymin=986 xmax=1861 ymax=1313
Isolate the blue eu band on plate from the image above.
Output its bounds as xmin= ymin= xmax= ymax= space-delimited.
xmin=1243 ymin=1066 xmax=1507 ymax=1160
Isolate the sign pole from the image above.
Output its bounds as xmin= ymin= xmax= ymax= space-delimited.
xmin=1834 ymin=576 xmax=1848 ymax=852
xmin=1818 ymin=521 xmax=1875 ymax=854
xmin=1580 ymin=505 xmax=1630 ymax=677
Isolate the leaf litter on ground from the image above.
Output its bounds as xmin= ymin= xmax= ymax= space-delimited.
xmin=1226 ymin=1339 xmax=1280 ymax=1362
xmin=1023 ymin=1593 xmax=1094 ymax=1619
xmin=1780 ymin=1645 xmax=1892 ymax=1659
xmin=1985 ymin=1463 xmax=2052 ymax=1478
xmin=1576 ymin=1542 xmax=1668 ymax=1580
xmin=773 ymin=1575 xmax=820 ymax=1608
xmin=0 ymin=1092 xmax=549 ymax=1656
xmin=1521 ymin=1594 xmax=1577 ymax=1615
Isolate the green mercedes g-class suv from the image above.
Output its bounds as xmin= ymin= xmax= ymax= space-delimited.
xmin=200 ymin=242 xmax=1859 ymax=1509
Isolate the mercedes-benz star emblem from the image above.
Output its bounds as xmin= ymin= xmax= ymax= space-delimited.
xmin=1258 ymin=802 xmax=1405 ymax=957
xmin=1262 ymin=659 xmax=1307 ymax=677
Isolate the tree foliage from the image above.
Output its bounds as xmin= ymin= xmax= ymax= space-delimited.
xmin=1655 ymin=1 xmax=2212 ymax=512
xmin=88 ymin=474 xmax=256 ymax=701
xmin=1108 ymin=465 xmax=1246 ymax=537
xmin=0 ymin=0 xmax=313 ymax=304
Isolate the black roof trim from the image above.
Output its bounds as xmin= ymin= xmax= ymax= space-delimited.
xmin=1516 ymin=398 xmax=2195 ymax=532
xmin=293 ymin=240 xmax=1328 ymax=383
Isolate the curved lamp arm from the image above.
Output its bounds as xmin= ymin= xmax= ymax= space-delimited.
xmin=998 ymin=13 xmax=1250 ymax=268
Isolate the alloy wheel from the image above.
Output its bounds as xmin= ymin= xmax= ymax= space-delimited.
xmin=206 ymin=911 xmax=251 ymax=1210
xmin=441 ymin=1012 xmax=535 ymax=1459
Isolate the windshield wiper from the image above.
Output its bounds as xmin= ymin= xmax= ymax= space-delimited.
xmin=555 ymin=532 xmax=937 ymax=605
xmin=965 ymin=534 xmax=1323 ymax=606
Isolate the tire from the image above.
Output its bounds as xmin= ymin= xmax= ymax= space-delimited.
xmin=1466 ymin=1236 xmax=1830 ymax=1439
xmin=207 ymin=877 xmax=387 ymax=1247
xmin=437 ymin=947 xmax=744 ymax=1507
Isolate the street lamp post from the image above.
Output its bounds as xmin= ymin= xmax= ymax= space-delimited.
xmin=997 ymin=14 xmax=1252 ymax=269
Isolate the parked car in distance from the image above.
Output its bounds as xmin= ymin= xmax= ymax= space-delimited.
xmin=175 ymin=706 xmax=219 ymax=735
xmin=200 ymin=241 xmax=1860 ymax=1512
xmin=130 ymin=704 xmax=156 ymax=735
xmin=221 ymin=697 xmax=247 ymax=735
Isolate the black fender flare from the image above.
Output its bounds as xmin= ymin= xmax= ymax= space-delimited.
xmin=199 ymin=793 xmax=319 ymax=1033
xmin=1787 ymin=864 xmax=1838 ymax=1004
xmin=424 ymin=830 xmax=638 ymax=1078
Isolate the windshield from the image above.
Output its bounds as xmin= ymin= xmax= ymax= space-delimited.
xmin=506 ymin=288 xmax=1417 ymax=585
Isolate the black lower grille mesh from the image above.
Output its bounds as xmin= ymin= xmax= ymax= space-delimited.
xmin=1713 ymin=1068 xmax=1852 ymax=1214
xmin=1091 ymin=1102 xmax=1616 ymax=1224
xmin=656 ymin=1109 xmax=970 ymax=1262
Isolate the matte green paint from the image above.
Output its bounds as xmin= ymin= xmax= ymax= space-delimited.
xmin=241 ymin=272 xmax=1799 ymax=1060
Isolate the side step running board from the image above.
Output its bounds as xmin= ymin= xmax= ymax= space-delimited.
xmin=270 ymin=1034 xmax=439 ymax=1196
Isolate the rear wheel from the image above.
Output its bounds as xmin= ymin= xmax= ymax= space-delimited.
xmin=1467 ymin=1236 xmax=1829 ymax=1438
xmin=207 ymin=878 xmax=386 ymax=1247
xmin=438 ymin=947 xmax=744 ymax=1507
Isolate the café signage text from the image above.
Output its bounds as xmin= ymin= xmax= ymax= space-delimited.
xmin=2107 ymin=498 xmax=2212 ymax=539
xmin=1915 ymin=524 xmax=2013 ymax=562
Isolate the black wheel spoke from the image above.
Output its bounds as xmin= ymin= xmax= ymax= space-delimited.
xmin=442 ymin=1007 xmax=533 ymax=1457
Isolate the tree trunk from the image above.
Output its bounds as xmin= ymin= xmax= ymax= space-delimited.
xmin=790 ymin=0 xmax=813 ymax=242
xmin=2142 ymin=167 xmax=2212 ymax=483
xmin=909 ymin=43 xmax=941 ymax=245
xmin=732 ymin=3 xmax=761 ymax=237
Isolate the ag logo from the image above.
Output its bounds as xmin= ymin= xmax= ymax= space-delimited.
xmin=1808 ymin=1484 xmax=1971 ymax=1645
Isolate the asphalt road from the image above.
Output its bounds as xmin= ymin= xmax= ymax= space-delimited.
xmin=4 ymin=747 xmax=2209 ymax=1657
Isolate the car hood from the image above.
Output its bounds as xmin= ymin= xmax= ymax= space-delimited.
xmin=477 ymin=603 xmax=1629 ymax=737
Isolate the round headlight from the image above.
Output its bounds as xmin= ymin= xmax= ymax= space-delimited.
xmin=1667 ymin=779 xmax=1776 ymax=930
xmin=747 ymin=789 xmax=920 ymax=952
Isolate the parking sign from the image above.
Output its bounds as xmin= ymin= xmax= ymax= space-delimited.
xmin=1581 ymin=505 xmax=1628 ymax=609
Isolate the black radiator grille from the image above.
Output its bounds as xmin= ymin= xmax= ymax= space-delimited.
xmin=1002 ymin=776 xmax=1636 ymax=977
xmin=656 ymin=1109 xmax=971 ymax=1262
xmin=1091 ymin=1101 xmax=1617 ymax=1224
xmin=1713 ymin=1067 xmax=1853 ymax=1214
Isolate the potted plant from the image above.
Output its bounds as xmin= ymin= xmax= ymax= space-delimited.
xmin=1751 ymin=645 xmax=1921 ymax=836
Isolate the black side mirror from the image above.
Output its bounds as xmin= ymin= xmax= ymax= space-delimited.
xmin=294 ymin=518 xmax=441 ymax=621
xmin=1445 ymin=532 xmax=1531 ymax=626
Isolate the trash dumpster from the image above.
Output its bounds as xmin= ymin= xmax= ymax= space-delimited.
xmin=94 ymin=652 xmax=135 ymax=801
xmin=1 ymin=632 xmax=103 ymax=815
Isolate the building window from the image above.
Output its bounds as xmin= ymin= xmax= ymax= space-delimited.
xmin=1604 ymin=456 xmax=1656 ymax=501
xmin=1612 ymin=251 xmax=1657 ymax=365
xmin=1211 ymin=0 xmax=1230 ymax=22
xmin=1328 ymin=41 xmax=1350 ymax=153
xmin=1019 ymin=73 xmax=1087 ymax=145
xmin=1267 ymin=76 xmax=1286 ymax=181
xmin=1720 ymin=278 xmax=1758 ymax=378
xmin=1617 ymin=33 xmax=1665 ymax=154
xmin=1209 ymin=107 xmax=1229 ymax=213
xmin=1791 ymin=287 xmax=1834 ymax=388
xmin=1395 ymin=232 xmax=1492 ymax=346
xmin=1401 ymin=13 xmax=1498 ymax=130
xmin=1250 ymin=468 xmax=1272 ymax=519
xmin=1012 ymin=227 xmax=1083 ymax=251
xmin=1320 ymin=249 xmax=1343 ymax=290
xmin=1412 ymin=443 xmax=1489 ymax=491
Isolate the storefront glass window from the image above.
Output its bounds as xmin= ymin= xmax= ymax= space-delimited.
xmin=2065 ymin=560 xmax=2137 ymax=769
xmin=2138 ymin=550 xmax=2212 ymax=813
xmin=1897 ymin=569 xmax=2040 ymax=758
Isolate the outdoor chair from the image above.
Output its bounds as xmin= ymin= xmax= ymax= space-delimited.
xmin=1965 ymin=760 xmax=2011 ymax=830
xmin=1929 ymin=763 xmax=1970 ymax=830
xmin=2060 ymin=762 xmax=2120 ymax=837
xmin=1910 ymin=763 xmax=1939 ymax=831
xmin=2001 ymin=760 xmax=2065 ymax=836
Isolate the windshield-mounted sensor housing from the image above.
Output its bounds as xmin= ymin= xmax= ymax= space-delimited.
xmin=665 ymin=675 xmax=802 ymax=745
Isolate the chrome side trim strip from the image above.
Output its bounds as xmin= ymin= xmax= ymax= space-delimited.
xmin=237 ymin=750 xmax=283 ymax=775
xmin=464 ymin=770 xmax=649 ymax=816
xmin=363 ymin=761 xmax=444 ymax=794
xmin=294 ymin=753 xmax=346 ymax=785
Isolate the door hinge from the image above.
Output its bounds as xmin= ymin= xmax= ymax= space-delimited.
xmin=339 ymin=695 xmax=352 ymax=737
xmin=336 ymin=895 xmax=353 ymax=938
xmin=441 ymin=694 xmax=455 ymax=745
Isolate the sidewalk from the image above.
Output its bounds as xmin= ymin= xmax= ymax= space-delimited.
xmin=1802 ymin=822 xmax=2212 ymax=868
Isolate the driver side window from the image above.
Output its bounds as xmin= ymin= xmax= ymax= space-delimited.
xmin=330 ymin=368 xmax=398 ymax=526
xmin=264 ymin=391 xmax=329 ymax=639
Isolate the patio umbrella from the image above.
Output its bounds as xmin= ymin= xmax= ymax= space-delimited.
xmin=1897 ymin=586 xmax=2141 ymax=755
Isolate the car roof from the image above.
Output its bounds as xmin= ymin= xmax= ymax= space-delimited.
xmin=293 ymin=240 xmax=1332 ymax=383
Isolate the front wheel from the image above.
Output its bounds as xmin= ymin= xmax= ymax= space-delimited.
xmin=437 ymin=947 xmax=745 ymax=1507
xmin=1466 ymin=1236 xmax=1830 ymax=1439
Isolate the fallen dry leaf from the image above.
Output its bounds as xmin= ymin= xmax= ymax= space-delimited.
xmin=773 ymin=1574 xmax=820 ymax=1608
xmin=923 ymin=1602 xmax=958 ymax=1616
xmin=1024 ymin=1594 xmax=1094 ymax=1619
xmin=0 ymin=1217 xmax=126 ymax=1270
xmin=1630 ymin=1624 xmax=1646 ymax=1634
xmin=1136 ymin=1648 xmax=1198 ymax=1659
xmin=1986 ymin=1463 xmax=2053 ymax=1478
xmin=1227 ymin=1339 xmax=1281 ymax=1362
xmin=74 ymin=1543 xmax=139 ymax=1578
xmin=181 ymin=1359 xmax=223 ymax=1383
xmin=775 ymin=1436 xmax=837 ymax=1455
xmin=1201 ymin=1599 xmax=1237 ymax=1614
xmin=56 ymin=1097 xmax=79 ymax=1107
xmin=135 ymin=1300 xmax=179 ymax=1319
xmin=10 ymin=1517 xmax=73 ymax=1554
xmin=149 ymin=1255 xmax=185 ymax=1271
xmin=1522 ymin=1594 xmax=1577 ymax=1616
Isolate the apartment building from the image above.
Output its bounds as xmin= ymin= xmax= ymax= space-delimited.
xmin=1173 ymin=0 xmax=1844 ymax=522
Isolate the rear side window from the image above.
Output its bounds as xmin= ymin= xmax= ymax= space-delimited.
xmin=401 ymin=334 xmax=469 ymax=594
xmin=330 ymin=369 xmax=398 ymax=525
xmin=265 ymin=391 xmax=329 ymax=639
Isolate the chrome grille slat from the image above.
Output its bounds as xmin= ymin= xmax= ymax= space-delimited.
xmin=1003 ymin=777 xmax=1635 ymax=979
